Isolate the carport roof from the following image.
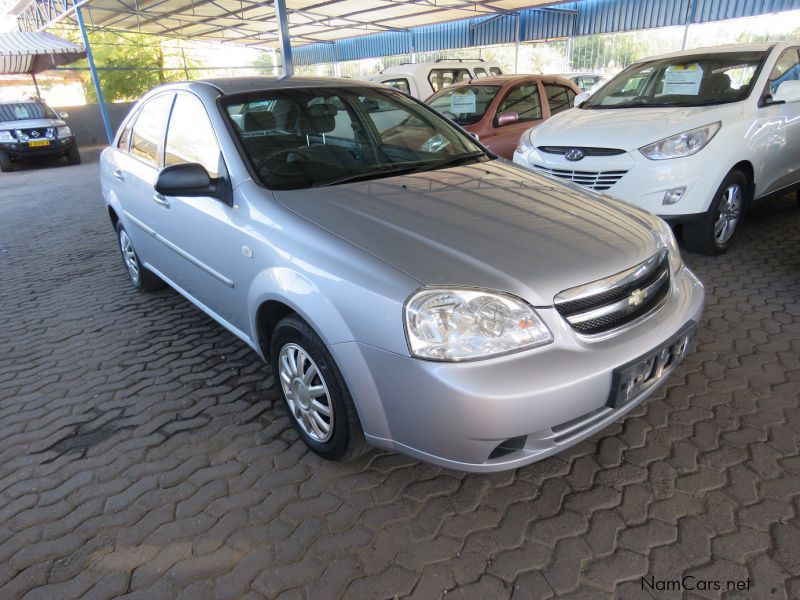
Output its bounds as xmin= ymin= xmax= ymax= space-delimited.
xmin=11 ymin=0 xmax=573 ymax=49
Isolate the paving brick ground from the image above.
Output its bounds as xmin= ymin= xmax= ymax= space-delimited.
xmin=1 ymin=152 xmax=799 ymax=599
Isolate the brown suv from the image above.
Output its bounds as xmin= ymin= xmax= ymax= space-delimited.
xmin=426 ymin=75 xmax=580 ymax=159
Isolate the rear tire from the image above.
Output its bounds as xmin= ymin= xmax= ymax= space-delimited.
xmin=0 ymin=151 xmax=11 ymax=173
xmin=270 ymin=314 xmax=367 ymax=462
xmin=66 ymin=145 xmax=81 ymax=165
xmin=116 ymin=222 xmax=163 ymax=292
xmin=682 ymin=170 xmax=747 ymax=255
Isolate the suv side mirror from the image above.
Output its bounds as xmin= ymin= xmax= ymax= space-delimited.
xmin=496 ymin=112 xmax=519 ymax=127
xmin=155 ymin=163 xmax=232 ymax=205
xmin=573 ymin=91 xmax=590 ymax=107
xmin=773 ymin=80 xmax=800 ymax=104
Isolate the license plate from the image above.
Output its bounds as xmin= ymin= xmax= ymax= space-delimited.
xmin=28 ymin=140 xmax=50 ymax=147
xmin=608 ymin=325 xmax=695 ymax=409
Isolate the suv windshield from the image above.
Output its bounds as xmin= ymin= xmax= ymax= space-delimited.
xmin=223 ymin=86 xmax=487 ymax=190
xmin=583 ymin=51 xmax=767 ymax=109
xmin=0 ymin=102 xmax=57 ymax=122
xmin=426 ymin=85 xmax=501 ymax=125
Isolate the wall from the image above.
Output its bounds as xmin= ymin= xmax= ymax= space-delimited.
xmin=52 ymin=102 xmax=135 ymax=146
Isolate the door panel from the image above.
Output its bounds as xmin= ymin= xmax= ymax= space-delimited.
xmin=483 ymin=81 xmax=544 ymax=159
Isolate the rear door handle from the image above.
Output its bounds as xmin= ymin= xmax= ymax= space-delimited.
xmin=152 ymin=193 xmax=171 ymax=208
xmin=113 ymin=168 xmax=125 ymax=181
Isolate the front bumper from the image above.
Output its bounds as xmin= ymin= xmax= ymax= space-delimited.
xmin=1 ymin=137 xmax=76 ymax=159
xmin=334 ymin=266 xmax=704 ymax=472
xmin=512 ymin=147 xmax=723 ymax=218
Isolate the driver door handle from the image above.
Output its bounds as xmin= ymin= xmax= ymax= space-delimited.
xmin=152 ymin=193 xmax=171 ymax=208
xmin=113 ymin=169 xmax=125 ymax=181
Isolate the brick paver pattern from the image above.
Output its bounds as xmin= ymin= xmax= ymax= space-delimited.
xmin=1 ymin=154 xmax=799 ymax=599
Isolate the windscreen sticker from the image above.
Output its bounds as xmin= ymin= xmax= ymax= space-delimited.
xmin=14 ymin=106 xmax=28 ymax=119
xmin=663 ymin=63 xmax=704 ymax=95
xmin=450 ymin=92 xmax=477 ymax=113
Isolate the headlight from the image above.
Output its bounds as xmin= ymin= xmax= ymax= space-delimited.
xmin=0 ymin=130 xmax=15 ymax=142
xmin=404 ymin=288 xmax=553 ymax=361
xmin=515 ymin=128 xmax=534 ymax=155
xmin=655 ymin=219 xmax=683 ymax=275
xmin=639 ymin=122 xmax=720 ymax=160
xmin=56 ymin=126 xmax=73 ymax=139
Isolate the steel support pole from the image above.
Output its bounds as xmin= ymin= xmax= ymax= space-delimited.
xmin=514 ymin=13 xmax=521 ymax=74
xmin=275 ymin=0 xmax=293 ymax=78
xmin=31 ymin=72 xmax=41 ymax=100
xmin=76 ymin=7 xmax=113 ymax=144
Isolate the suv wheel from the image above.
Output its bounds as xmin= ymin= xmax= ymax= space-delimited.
xmin=116 ymin=222 xmax=163 ymax=291
xmin=683 ymin=170 xmax=747 ymax=255
xmin=66 ymin=146 xmax=81 ymax=165
xmin=270 ymin=314 xmax=367 ymax=461
xmin=0 ymin=151 xmax=11 ymax=173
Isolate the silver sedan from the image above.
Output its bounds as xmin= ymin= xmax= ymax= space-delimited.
xmin=100 ymin=77 xmax=704 ymax=472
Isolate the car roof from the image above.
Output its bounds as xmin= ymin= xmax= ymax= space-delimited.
xmin=431 ymin=73 xmax=576 ymax=91
xmin=191 ymin=76 xmax=383 ymax=95
xmin=379 ymin=61 xmax=501 ymax=75
xmin=641 ymin=41 xmax=781 ymax=62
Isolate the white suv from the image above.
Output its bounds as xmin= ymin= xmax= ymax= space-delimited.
xmin=514 ymin=43 xmax=800 ymax=255
xmin=369 ymin=60 xmax=503 ymax=99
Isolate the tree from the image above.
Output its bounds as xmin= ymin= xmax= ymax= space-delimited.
xmin=74 ymin=31 xmax=190 ymax=102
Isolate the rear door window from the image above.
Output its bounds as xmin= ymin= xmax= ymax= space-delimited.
xmin=383 ymin=78 xmax=411 ymax=94
xmin=473 ymin=68 xmax=487 ymax=78
xmin=544 ymin=83 xmax=576 ymax=116
xmin=130 ymin=94 xmax=174 ymax=166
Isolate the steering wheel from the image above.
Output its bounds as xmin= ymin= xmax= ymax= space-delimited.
xmin=420 ymin=134 xmax=451 ymax=154
xmin=256 ymin=148 xmax=311 ymax=175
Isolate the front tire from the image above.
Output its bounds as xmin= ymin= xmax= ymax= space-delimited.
xmin=682 ymin=170 xmax=747 ymax=255
xmin=116 ymin=222 xmax=163 ymax=292
xmin=0 ymin=151 xmax=11 ymax=173
xmin=270 ymin=314 xmax=367 ymax=462
xmin=66 ymin=145 xmax=81 ymax=165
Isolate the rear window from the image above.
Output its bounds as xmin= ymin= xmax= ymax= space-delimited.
xmin=0 ymin=102 xmax=56 ymax=122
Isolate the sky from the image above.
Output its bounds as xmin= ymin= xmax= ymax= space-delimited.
xmin=0 ymin=0 xmax=15 ymax=32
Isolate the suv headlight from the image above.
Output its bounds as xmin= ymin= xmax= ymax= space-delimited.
xmin=0 ymin=130 xmax=15 ymax=142
xmin=515 ymin=128 xmax=534 ymax=155
xmin=56 ymin=126 xmax=73 ymax=139
xmin=404 ymin=288 xmax=553 ymax=361
xmin=639 ymin=122 xmax=720 ymax=160
xmin=655 ymin=218 xmax=683 ymax=275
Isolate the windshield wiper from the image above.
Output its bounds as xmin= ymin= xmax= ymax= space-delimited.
xmin=315 ymin=152 xmax=487 ymax=187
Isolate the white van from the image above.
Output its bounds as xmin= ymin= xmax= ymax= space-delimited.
xmin=369 ymin=59 xmax=503 ymax=99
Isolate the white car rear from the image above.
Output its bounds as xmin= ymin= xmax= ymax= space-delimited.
xmin=514 ymin=42 xmax=800 ymax=255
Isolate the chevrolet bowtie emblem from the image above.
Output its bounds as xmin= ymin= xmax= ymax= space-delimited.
xmin=628 ymin=288 xmax=647 ymax=307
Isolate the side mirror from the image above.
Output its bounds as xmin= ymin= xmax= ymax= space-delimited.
xmin=496 ymin=112 xmax=519 ymax=127
xmin=573 ymin=91 xmax=590 ymax=107
xmin=155 ymin=162 xmax=232 ymax=205
xmin=58 ymin=111 xmax=69 ymax=119
xmin=773 ymin=80 xmax=800 ymax=104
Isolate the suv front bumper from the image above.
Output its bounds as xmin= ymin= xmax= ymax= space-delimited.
xmin=1 ymin=137 xmax=76 ymax=159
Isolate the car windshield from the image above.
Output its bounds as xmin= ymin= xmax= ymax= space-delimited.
xmin=583 ymin=51 xmax=767 ymax=109
xmin=426 ymin=85 xmax=501 ymax=125
xmin=223 ymin=86 xmax=487 ymax=190
xmin=0 ymin=102 xmax=57 ymax=122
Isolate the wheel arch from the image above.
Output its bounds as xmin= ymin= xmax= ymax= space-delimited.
xmin=730 ymin=160 xmax=755 ymax=203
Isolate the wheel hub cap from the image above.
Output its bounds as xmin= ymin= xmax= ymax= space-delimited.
xmin=278 ymin=343 xmax=334 ymax=443
xmin=119 ymin=230 xmax=140 ymax=284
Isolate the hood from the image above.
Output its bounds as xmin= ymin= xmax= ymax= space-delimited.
xmin=272 ymin=160 xmax=663 ymax=306
xmin=533 ymin=104 xmax=733 ymax=151
xmin=0 ymin=118 xmax=65 ymax=130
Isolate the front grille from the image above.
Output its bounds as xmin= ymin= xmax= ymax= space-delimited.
xmin=530 ymin=164 xmax=627 ymax=191
xmin=537 ymin=146 xmax=626 ymax=157
xmin=14 ymin=127 xmax=54 ymax=142
xmin=554 ymin=249 xmax=671 ymax=336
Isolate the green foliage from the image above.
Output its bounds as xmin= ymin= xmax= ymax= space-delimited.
xmin=76 ymin=31 xmax=191 ymax=102
xmin=252 ymin=51 xmax=276 ymax=75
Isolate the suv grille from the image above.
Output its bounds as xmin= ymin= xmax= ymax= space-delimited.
xmin=14 ymin=127 xmax=55 ymax=142
xmin=554 ymin=250 xmax=670 ymax=336
xmin=531 ymin=164 xmax=627 ymax=191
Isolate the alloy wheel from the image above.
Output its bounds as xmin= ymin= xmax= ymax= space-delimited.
xmin=119 ymin=230 xmax=140 ymax=284
xmin=714 ymin=184 xmax=742 ymax=245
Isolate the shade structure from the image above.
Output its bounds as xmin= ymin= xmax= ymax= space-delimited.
xmin=0 ymin=31 xmax=86 ymax=75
